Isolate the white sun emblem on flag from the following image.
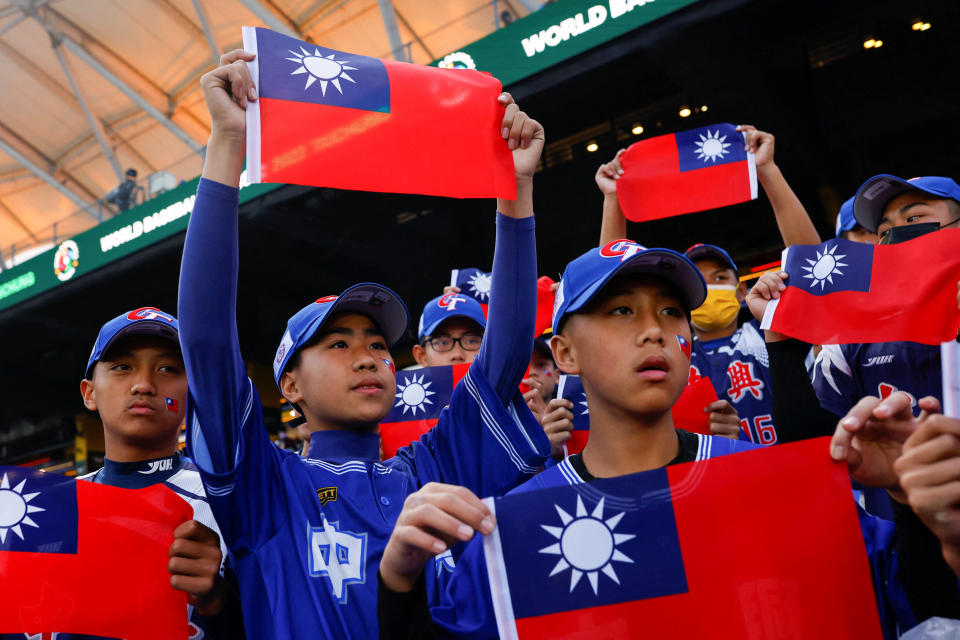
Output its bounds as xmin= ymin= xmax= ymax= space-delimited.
xmin=801 ymin=244 xmax=848 ymax=290
xmin=466 ymin=272 xmax=492 ymax=302
xmin=286 ymin=46 xmax=358 ymax=96
xmin=395 ymin=373 xmax=436 ymax=415
xmin=578 ymin=392 xmax=589 ymax=416
xmin=694 ymin=129 xmax=731 ymax=163
xmin=0 ymin=472 xmax=44 ymax=544
xmin=539 ymin=496 xmax=634 ymax=595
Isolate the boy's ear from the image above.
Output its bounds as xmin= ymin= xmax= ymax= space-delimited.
xmin=279 ymin=370 xmax=303 ymax=405
xmin=412 ymin=343 xmax=429 ymax=367
xmin=550 ymin=334 xmax=580 ymax=376
xmin=80 ymin=378 xmax=97 ymax=411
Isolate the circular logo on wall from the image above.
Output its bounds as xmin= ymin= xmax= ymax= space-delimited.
xmin=437 ymin=51 xmax=476 ymax=70
xmin=53 ymin=240 xmax=80 ymax=281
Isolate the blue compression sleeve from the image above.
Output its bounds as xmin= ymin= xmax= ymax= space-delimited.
xmin=178 ymin=178 xmax=246 ymax=473
xmin=475 ymin=213 xmax=536 ymax=405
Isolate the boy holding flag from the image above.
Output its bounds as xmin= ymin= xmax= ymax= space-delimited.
xmin=178 ymin=48 xmax=550 ymax=638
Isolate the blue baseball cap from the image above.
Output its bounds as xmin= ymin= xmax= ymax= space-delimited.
xmin=684 ymin=243 xmax=738 ymax=273
xmin=417 ymin=293 xmax=487 ymax=340
xmin=552 ymin=240 xmax=707 ymax=335
xmin=854 ymin=175 xmax=960 ymax=232
xmin=273 ymin=283 xmax=409 ymax=388
xmin=834 ymin=196 xmax=857 ymax=237
xmin=85 ymin=307 xmax=179 ymax=378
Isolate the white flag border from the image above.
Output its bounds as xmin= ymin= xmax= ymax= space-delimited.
xmin=747 ymin=149 xmax=758 ymax=200
xmin=482 ymin=496 xmax=519 ymax=640
xmin=241 ymin=26 xmax=262 ymax=184
xmin=941 ymin=340 xmax=960 ymax=419
xmin=760 ymin=245 xmax=791 ymax=330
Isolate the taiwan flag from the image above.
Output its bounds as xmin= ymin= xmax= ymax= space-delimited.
xmin=761 ymin=230 xmax=960 ymax=345
xmin=451 ymin=267 xmax=492 ymax=315
xmin=558 ymin=374 xmax=719 ymax=452
xmin=557 ymin=375 xmax=590 ymax=455
xmin=243 ymin=27 xmax=515 ymax=199
xmin=0 ymin=467 xmax=192 ymax=639
xmin=617 ymin=123 xmax=757 ymax=222
xmin=483 ymin=437 xmax=882 ymax=639
xmin=534 ymin=276 xmax=556 ymax=338
xmin=381 ymin=364 xmax=470 ymax=458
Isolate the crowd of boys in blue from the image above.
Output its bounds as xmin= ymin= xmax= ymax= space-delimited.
xmin=26 ymin=47 xmax=960 ymax=640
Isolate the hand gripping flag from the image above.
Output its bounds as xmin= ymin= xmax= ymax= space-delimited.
xmin=761 ymin=230 xmax=960 ymax=345
xmin=617 ymin=123 xmax=757 ymax=222
xmin=483 ymin=437 xmax=882 ymax=639
xmin=0 ymin=467 xmax=192 ymax=639
xmin=243 ymin=27 xmax=515 ymax=199
xmin=451 ymin=267 xmax=492 ymax=316
xmin=558 ymin=374 xmax=720 ymax=453
xmin=381 ymin=364 xmax=470 ymax=458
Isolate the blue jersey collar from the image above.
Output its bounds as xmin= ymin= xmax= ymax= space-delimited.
xmin=95 ymin=452 xmax=183 ymax=488
xmin=307 ymin=430 xmax=381 ymax=464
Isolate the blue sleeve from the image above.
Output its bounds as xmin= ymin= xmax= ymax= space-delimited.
xmin=429 ymin=534 xmax=499 ymax=639
xmin=179 ymin=178 xmax=288 ymax=554
xmin=474 ymin=213 xmax=536 ymax=405
xmin=386 ymin=365 xmax=550 ymax=497
xmin=812 ymin=345 xmax=858 ymax=418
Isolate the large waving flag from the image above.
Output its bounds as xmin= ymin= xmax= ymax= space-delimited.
xmin=761 ymin=230 xmax=960 ymax=345
xmin=483 ymin=438 xmax=882 ymax=639
xmin=243 ymin=27 xmax=515 ymax=199
xmin=558 ymin=374 xmax=719 ymax=454
xmin=0 ymin=467 xmax=192 ymax=639
xmin=381 ymin=364 xmax=470 ymax=458
xmin=617 ymin=123 xmax=757 ymax=222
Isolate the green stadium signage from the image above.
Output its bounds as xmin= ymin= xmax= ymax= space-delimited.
xmin=432 ymin=0 xmax=699 ymax=86
xmin=0 ymin=173 xmax=279 ymax=313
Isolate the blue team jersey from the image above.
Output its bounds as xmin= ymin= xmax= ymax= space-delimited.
xmin=813 ymin=341 xmax=941 ymax=418
xmin=187 ymin=365 xmax=548 ymax=639
xmin=689 ymin=320 xmax=777 ymax=444
xmin=427 ymin=432 xmax=759 ymax=638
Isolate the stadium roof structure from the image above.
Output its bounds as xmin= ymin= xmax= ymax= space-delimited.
xmin=0 ymin=0 xmax=536 ymax=268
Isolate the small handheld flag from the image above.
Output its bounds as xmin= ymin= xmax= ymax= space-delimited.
xmin=0 ymin=467 xmax=192 ymax=639
xmin=380 ymin=364 xmax=470 ymax=458
xmin=761 ymin=230 xmax=960 ymax=345
xmin=450 ymin=267 xmax=492 ymax=316
xmin=617 ymin=123 xmax=757 ymax=222
xmin=483 ymin=438 xmax=882 ymax=639
xmin=243 ymin=27 xmax=515 ymax=199
xmin=557 ymin=375 xmax=590 ymax=455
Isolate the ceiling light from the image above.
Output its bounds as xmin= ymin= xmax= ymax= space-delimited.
xmin=863 ymin=38 xmax=876 ymax=48
xmin=586 ymin=142 xmax=599 ymax=152
xmin=678 ymin=107 xmax=692 ymax=118
xmin=912 ymin=20 xmax=931 ymax=31
xmin=873 ymin=39 xmax=883 ymax=47
xmin=700 ymin=105 xmax=708 ymax=112
xmin=631 ymin=124 xmax=643 ymax=135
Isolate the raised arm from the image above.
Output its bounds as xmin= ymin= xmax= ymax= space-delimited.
xmin=739 ymin=125 xmax=821 ymax=247
xmin=476 ymin=93 xmax=545 ymax=404
xmin=596 ymin=149 xmax=627 ymax=247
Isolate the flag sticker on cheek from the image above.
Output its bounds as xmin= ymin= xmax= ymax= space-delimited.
xmin=676 ymin=335 xmax=691 ymax=360
xmin=164 ymin=397 xmax=179 ymax=412
xmin=382 ymin=359 xmax=395 ymax=375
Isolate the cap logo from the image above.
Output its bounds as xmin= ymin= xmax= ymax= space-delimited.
xmin=316 ymin=296 xmax=338 ymax=304
xmin=599 ymin=239 xmax=646 ymax=262
xmin=127 ymin=307 xmax=174 ymax=323
xmin=438 ymin=293 xmax=467 ymax=311
xmin=274 ymin=331 xmax=295 ymax=378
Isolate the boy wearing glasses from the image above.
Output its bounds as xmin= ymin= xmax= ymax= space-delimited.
xmin=412 ymin=293 xmax=487 ymax=367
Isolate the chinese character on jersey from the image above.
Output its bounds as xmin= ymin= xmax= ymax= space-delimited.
xmin=726 ymin=360 xmax=764 ymax=402
xmin=309 ymin=516 xmax=367 ymax=604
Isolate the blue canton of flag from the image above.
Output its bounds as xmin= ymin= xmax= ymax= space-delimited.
xmin=384 ymin=366 xmax=455 ymax=421
xmin=486 ymin=469 xmax=688 ymax=619
xmin=255 ymin=27 xmax=390 ymax=113
xmin=557 ymin=375 xmax=590 ymax=430
xmin=0 ymin=468 xmax=77 ymax=553
xmin=450 ymin=267 xmax=492 ymax=304
xmin=784 ymin=238 xmax=873 ymax=297
xmin=675 ymin=123 xmax=748 ymax=173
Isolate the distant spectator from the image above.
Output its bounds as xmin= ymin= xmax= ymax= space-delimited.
xmin=106 ymin=168 xmax=139 ymax=212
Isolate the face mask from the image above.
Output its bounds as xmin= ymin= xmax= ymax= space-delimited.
xmin=879 ymin=216 xmax=960 ymax=245
xmin=879 ymin=222 xmax=940 ymax=245
xmin=691 ymin=284 xmax=739 ymax=332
